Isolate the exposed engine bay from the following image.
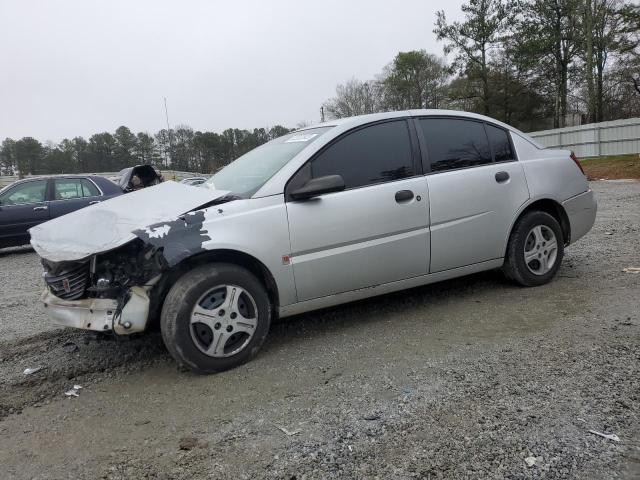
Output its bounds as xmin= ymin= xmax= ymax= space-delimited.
xmin=40 ymin=240 xmax=167 ymax=335
xmin=42 ymin=240 xmax=165 ymax=301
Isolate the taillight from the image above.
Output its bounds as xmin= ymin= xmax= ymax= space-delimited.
xmin=570 ymin=151 xmax=585 ymax=175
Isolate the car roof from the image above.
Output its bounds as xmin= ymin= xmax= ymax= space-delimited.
xmin=298 ymin=109 xmax=528 ymax=137
xmin=1 ymin=174 xmax=104 ymax=190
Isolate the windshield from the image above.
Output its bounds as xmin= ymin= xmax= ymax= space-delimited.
xmin=204 ymin=126 xmax=332 ymax=196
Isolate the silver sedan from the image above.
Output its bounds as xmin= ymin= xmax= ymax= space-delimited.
xmin=31 ymin=110 xmax=597 ymax=373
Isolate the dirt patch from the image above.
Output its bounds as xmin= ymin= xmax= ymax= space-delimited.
xmin=581 ymin=154 xmax=640 ymax=180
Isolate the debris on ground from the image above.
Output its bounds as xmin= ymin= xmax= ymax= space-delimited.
xmin=274 ymin=424 xmax=301 ymax=436
xmin=604 ymin=231 xmax=613 ymax=235
xmin=23 ymin=366 xmax=43 ymax=375
xmin=525 ymin=456 xmax=538 ymax=467
xmin=363 ymin=414 xmax=381 ymax=421
xmin=588 ymin=430 xmax=620 ymax=442
xmin=178 ymin=436 xmax=207 ymax=450
xmin=622 ymin=267 xmax=640 ymax=274
xmin=62 ymin=341 xmax=79 ymax=353
xmin=64 ymin=385 xmax=83 ymax=397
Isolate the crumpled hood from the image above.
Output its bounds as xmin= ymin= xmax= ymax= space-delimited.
xmin=30 ymin=181 xmax=230 ymax=263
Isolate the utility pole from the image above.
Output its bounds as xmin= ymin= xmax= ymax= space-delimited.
xmin=164 ymin=97 xmax=173 ymax=169
xmin=320 ymin=105 xmax=325 ymax=123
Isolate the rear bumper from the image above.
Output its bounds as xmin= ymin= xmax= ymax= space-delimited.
xmin=563 ymin=189 xmax=597 ymax=244
xmin=41 ymin=286 xmax=151 ymax=335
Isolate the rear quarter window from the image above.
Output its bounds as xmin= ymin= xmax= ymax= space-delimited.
xmin=485 ymin=124 xmax=516 ymax=162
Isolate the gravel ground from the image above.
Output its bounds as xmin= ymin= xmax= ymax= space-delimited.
xmin=0 ymin=180 xmax=638 ymax=479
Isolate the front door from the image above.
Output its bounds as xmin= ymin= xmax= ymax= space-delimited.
xmin=0 ymin=179 xmax=50 ymax=247
xmin=286 ymin=119 xmax=430 ymax=302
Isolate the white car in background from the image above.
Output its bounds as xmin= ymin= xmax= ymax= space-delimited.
xmin=180 ymin=177 xmax=208 ymax=186
xmin=30 ymin=110 xmax=596 ymax=373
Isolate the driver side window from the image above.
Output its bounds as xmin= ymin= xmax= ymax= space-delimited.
xmin=309 ymin=120 xmax=415 ymax=189
xmin=1 ymin=180 xmax=48 ymax=205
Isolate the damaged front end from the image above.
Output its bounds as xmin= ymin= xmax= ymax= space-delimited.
xmin=41 ymin=240 xmax=166 ymax=335
xmin=31 ymin=181 xmax=235 ymax=335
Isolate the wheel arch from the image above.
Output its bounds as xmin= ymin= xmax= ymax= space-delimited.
xmin=149 ymin=248 xmax=280 ymax=326
xmin=504 ymin=198 xmax=571 ymax=256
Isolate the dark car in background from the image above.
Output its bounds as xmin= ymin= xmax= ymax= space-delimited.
xmin=0 ymin=175 xmax=122 ymax=248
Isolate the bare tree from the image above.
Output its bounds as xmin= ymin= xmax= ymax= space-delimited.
xmin=322 ymin=78 xmax=383 ymax=119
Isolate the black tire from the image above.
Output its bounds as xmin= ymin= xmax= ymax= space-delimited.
xmin=502 ymin=211 xmax=564 ymax=287
xmin=160 ymin=263 xmax=271 ymax=373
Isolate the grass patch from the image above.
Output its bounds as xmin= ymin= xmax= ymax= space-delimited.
xmin=580 ymin=153 xmax=640 ymax=180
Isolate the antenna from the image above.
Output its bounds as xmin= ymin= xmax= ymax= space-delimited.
xmin=163 ymin=97 xmax=173 ymax=168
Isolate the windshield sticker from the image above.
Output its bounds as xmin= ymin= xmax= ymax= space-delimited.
xmin=285 ymin=133 xmax=318 ymax=143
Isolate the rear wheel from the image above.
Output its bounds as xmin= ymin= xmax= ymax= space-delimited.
xmin=503 ymin=211 xmax=564 ymax=287
xmin=160 ymin=263 xmax=271 ymax=373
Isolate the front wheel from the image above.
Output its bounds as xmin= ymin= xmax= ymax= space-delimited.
xmin=503 ymin=211 xmax=564 ymax=287
xmin=160 ymin=263 xmax=271 ymax=373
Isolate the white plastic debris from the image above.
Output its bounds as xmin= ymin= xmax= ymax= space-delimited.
xmin=23 ymin=366 xmax=43 ymax=375
xmin=589 ymin=430 xmax=620 ymax=442
xmin=64 ymin=385 xmax=83 ymax=397
xmin=274 ymin=425 xmax=301 ymax=436
xmin=525 ymin=456 xmax=537 ymax=467
xmin=622 ymin=267 xmax=640 ymax=274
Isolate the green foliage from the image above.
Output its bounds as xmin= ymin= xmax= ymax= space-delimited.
xmin=382 ymin=50 xmax=449 ymax=109
xmin=0 ymin=124 xmax=294 ymax=176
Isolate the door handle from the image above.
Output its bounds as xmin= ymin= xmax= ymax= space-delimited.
xmin=33 ymin=206 xmax=48 ymax=211
xmin=395 ymin=190 xmax=414 ymax=203
xmin=89 ymin=200 xmax=101 ymax=205
xmin=495 ymin=171 xmax=510 ymax=183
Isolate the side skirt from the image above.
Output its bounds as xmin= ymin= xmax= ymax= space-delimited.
xmin=278 ymin=258 xmax=504 ymax=318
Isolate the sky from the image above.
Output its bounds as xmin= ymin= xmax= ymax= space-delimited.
xmin=0 ymin=0 xmax=466 ymax=142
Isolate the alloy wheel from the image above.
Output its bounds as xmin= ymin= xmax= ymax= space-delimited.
xmin=523 ymin=225 xmax=558 ymax=275
xmin=189 ymin=284 xmax=258 ymax=358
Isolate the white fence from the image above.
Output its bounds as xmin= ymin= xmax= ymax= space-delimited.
xmin=528 ymin=117 xmax=640 ymax=158
xmin=0 ymin=170 xmax=203 ymax=189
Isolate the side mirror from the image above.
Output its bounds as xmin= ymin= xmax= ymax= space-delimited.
xmin=290 ymin=175 xmax=345 ymax=200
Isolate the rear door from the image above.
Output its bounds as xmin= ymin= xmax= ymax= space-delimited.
xmin=49 ymin=177 xmax=103 ymax=218
xmin=416 ymin=117 xmax=529 ymax=273
xmin=0 ymin=179 xmax=50 ymax=246
xmin=285 ymin=119 xmax=430 ymax=302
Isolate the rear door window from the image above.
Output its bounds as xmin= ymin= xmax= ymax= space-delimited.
xmin=54 ymin=179 xmax=100 ymax=200
xmin=310 ymin=120 xmax=415 ymax=189
xmin=418 ymin=118 xmax=492 ymax=172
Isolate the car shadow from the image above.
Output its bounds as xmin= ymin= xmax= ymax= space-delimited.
xmin=0 ymin=245 xmax=34 ymax=258
xmin=267 ymin=269 xmax=513 ymax=343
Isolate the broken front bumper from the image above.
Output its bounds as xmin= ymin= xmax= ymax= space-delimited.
xmin=41 ymin=286 xmax=151 ymax=335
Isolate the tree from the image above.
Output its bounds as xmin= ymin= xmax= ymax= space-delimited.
xmin=434 ymin=0 xmax=511 ymax=116
xmin=134 ymin=132 xmax=157 ymax=165
xmin=0 ymin=138 xmax=16 ymax=175
xmin=380 ymin=50 xmax=449 ymax=110
xmin=113 ymin=126 xmax=137 ymax=169
xmin=323 ymin=78 xmax=383 ymax=119
xmin=588 ymin=0 xmax=640 ymax=121
xmin=14 ymin=137 xmax=45 ymax=176
xmin=517 ymin=0 xmax=583 ymax=127
xmin=87 ymin=133 xmax=116 ymax=172
xmin=268 ymin=125 xmax=292 ymax=139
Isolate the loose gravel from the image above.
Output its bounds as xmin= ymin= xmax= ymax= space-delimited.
xmin=0 ymin=180 xmax=638 ymax=479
